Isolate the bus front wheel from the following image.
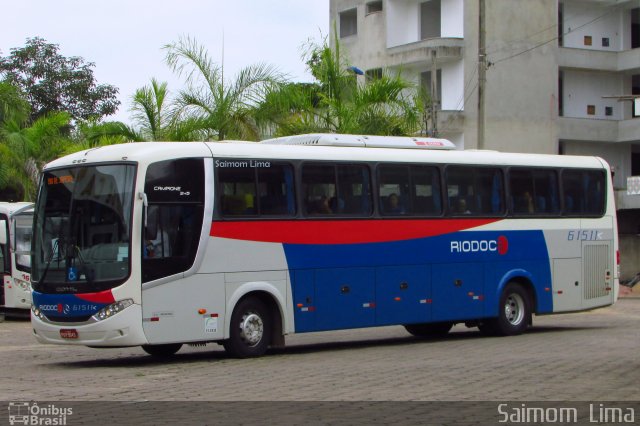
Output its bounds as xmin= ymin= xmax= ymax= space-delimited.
xmin=141 ymin=343 xmax=182 ymax=357
xmin=224 ymin=297 xmax=272 ymax=358
xmin=480 ymin=283 xmax=530 ymax=336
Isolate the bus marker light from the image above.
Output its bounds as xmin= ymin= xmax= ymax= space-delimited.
xmin=150 ymin=317 xmax=160 ymax=322
xmin=557 ymin=291 xmax=563 ymax=295
xmin=296 ymin=303 xmax=303 ymax=308
xmin=210 ymin=313 xmax=218 ymax=317
xmin=419 ymin=299 xmax=432 ymax=304
xmin=394 ymin=297 xmax=401 ymax=301
xmin=198 ymin=309 xmax=207 ymax=315
xmin=545 ymin=287 xmax=550 ymax=292
xmin=60 ymin=329 xmax=78 ymax=339
xmin=606 ymin=287 xmax=612 ymax=291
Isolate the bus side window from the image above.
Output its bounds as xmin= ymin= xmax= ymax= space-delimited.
xmin=446 ymin=166 xmax=504 ymax=216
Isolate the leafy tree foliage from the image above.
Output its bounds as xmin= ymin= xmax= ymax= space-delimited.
xmin=164 ymin=36 xmax=284 ymax=141
xmin=258 ymin=34 xmax=422 ymax=137
xmin=0 ymin=37 xmax=120 ymax=122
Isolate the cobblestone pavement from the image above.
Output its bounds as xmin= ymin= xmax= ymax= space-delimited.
xmin=1 ymin=299 xmax=638 ymax=403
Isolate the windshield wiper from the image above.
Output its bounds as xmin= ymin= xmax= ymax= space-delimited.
xmin=38 ymin=236 xmax=63 ymax=286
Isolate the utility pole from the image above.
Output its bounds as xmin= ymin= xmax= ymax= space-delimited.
xmin=477 ymin=0 xmax=486 ymax=149
xmin=430 ymin=49 xmax=439 ymax=137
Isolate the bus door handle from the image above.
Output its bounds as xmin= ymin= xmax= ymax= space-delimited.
xmin=341 ymin=285 xmax=350 ymax=294
xmin=399 ymin=282 xmax=409 ymax=290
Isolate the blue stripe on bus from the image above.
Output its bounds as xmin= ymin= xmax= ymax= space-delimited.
xmin=285 ymin=230 xmax=553 ymax=333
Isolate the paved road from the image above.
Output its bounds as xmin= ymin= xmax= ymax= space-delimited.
xmin=1 ymin=299 xmax=639 ymax=404
xmin=0 ymin=299 xmax=640 ymax=402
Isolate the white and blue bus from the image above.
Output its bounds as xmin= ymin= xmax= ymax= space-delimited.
xmin=30 ymin=134 xmax=618 ymax=357
xmin=0 ymin=202 xmax=34 ymax=317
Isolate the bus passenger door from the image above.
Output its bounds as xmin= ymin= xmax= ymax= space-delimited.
xmin=375 ymin=265 xmax=431 ymax=326
xmin=431 ymin=263 xmax=485 ymax=321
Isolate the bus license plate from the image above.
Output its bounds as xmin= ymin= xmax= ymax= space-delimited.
xmin=60 ymin=329 xmax=78 ymax=339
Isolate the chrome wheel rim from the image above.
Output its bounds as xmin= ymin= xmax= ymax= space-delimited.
xmin=239 ymin=312 xmax=264 ymax=347
xmin=504 ymin=293 xmax=525 ymax=326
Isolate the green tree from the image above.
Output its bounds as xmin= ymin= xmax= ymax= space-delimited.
xmin=258 ymin=35 xmax=422 ymax=137
xmin=0 ymin=37 xmax=120 ymax=122
xmin=72 ymin=119 xmax=141 ymax=149
xmin=1 ymin=111 xmax=72 ymax=200
xmin=129 ymin=78 xmax=205 ymax=141
xmin=164 ymin=36 xmax=284 ymax=141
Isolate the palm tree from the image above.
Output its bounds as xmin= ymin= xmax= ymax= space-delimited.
xmin=130 ymin=78 xmax=171 ymax=141
xmin=164 ymin=36 xmax=284 ymax=141
xmin=258 ymin=35 xmax=422 ymax=137
xmin=1 ymin=111 xmax=72 ymax=199
xmin=129 ymin=78 xmax=206 ymax=142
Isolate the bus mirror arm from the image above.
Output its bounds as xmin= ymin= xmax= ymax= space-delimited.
xmin=139 ymin=192 xmax=149 ymax=228
xmin=0 ymin=220 xmax=6 ymax=245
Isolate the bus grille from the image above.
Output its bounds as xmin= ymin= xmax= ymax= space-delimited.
xmin=44 ymin=314 xmax=92 ymax=323
xmin=583 ymin=245 xmax=610 ymax=300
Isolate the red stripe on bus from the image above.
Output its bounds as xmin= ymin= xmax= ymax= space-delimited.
xmin=210 ymin=219 xmax=499 ymax=245
xmin=75 ymin=290 xmax=116 ymax=304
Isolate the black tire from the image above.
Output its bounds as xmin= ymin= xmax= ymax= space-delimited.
xmin=141 ymin=343 xmax=182 ymax=357
xmin=404 ymin=322 xmax=453 ymax=338
xmin=481 ymin=283 xmax=531 ymax=336
xmin=224 ymin=297 xmax=272 ymax=358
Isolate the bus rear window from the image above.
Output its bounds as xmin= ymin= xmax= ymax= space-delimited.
xmin=562 ymin=169 xmax=605 ymax=216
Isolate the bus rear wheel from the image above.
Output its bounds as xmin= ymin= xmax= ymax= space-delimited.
xmin=141 ymin=343 xmax=182 ymax=357
xmin=404 ymin=322 xmax=453 ymax=338
xmin=480 ymin=283 xmax=530 ymax=336
xmin=224 ymin=297 xmax=272 ymax=358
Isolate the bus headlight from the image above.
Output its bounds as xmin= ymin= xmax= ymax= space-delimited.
xmin=92 ymin=299 xmax=134 ymax=322
xmin=31 ymin=305 xmax=44 ymax=320
xmin=15 ymin=280 xmax=30 ymax=291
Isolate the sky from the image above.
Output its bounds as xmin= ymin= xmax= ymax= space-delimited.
xmin=1 ymin=0 xmax=329 ymax=123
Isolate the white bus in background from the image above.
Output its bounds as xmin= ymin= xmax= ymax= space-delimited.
xmin=0 ymin=202 xmax=34 ymax=317
xmin=29 ymin=134 xmax=618 ymax=357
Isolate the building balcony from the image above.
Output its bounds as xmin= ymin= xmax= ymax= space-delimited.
xmin=558 ymin=116 xmax=640 ymax=143
xmin=558 ymin=47 xmax=640 ymax=73
xmin=386 ymin=38 xmax=464 ymax=69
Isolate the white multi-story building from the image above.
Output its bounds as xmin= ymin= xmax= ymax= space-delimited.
xmin=331 ymin=0 xmax=640 ymax=276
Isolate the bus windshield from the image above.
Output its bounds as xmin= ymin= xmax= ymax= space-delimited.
xmin=32 ymin=164 xmax=136 ymax=293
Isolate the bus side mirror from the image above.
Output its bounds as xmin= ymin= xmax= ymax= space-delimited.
xmin=0 ymin=220 xmax=6 ymax=245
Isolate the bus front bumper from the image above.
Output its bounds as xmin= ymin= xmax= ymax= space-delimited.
xmin=31 ymin=304 xmax=147 ymax=347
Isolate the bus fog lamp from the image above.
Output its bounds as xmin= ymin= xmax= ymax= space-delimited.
xmin=92 ymin=299 xmax=134 ymax=321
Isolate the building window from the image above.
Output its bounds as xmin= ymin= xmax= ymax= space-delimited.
xmin=421 ymin=0 xmax=442 ymax=39
xmin=365 ymin=68 xmax=382 ymax=83
xmin=587 ymin=105 xmax=596 ymax=115
xmin=605 ymin=106 xmax=613 ymax=116
xmin=339 ymin=8 xmax=358 ymax=38
xmin=584 ymin=35 xmax=592 ymax=46
xmin=602 ymin=37 xmax=610 ymax=47
xmin=366 ymin=1 xmax=383 ymax=14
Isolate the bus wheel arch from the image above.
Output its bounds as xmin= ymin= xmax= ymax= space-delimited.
xmin=224 ymin=290 xmax=284 ymax=358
